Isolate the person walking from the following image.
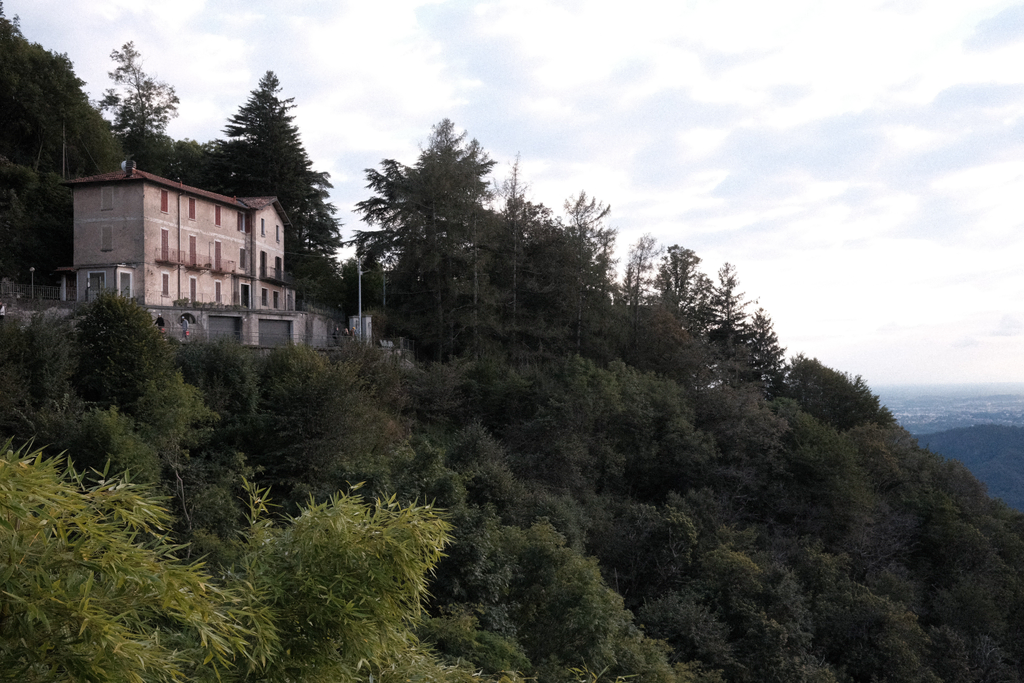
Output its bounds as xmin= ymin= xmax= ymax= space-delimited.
xmin=0 ymin=301 xmax=5 ymax=324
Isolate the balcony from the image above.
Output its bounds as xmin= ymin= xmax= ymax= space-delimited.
xmin=260 ymin=265 xmax=294 ymax=286
xmin=211 ymin=259 xmax=237 ymax=275
xmin=153 ymin=248 xmax=235 ymax=272
xmin=154 ymin=247 xmax=185 ymax=265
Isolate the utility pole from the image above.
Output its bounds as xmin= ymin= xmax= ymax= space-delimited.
xmin=357 ymin=254 xmax=363 ymax=342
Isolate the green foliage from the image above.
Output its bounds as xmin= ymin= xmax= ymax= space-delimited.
xmin=0 ymin=441 xmax=255 ymax=682
xmin=0 ymin=311 xmax=80 ymax=441
xmin=501 ymin=522 xmax=676 ymax=683
xmin=99 ymin=41 xmax=179 ymax=172
xmin=75 ymin=292 xmax=174 ymax=411
xmin=175 ymin=339 xmax=261 ymax=417
xmin=357 ymin=119 xmax=498 ymax=360
xmin=247 ymin=344 xmax=406 ymax=509
xmin=70 ymin=406 xmax=160 ymax=482
xmin=418 ymin=607 xmax=532 ymax=674
xmin=238 ymin=484 xmax=453 ymax=682
xmin=204 ymin=71 xmax=341 ymax=260
xmin=782 ymin=354 xmax=895 ymax=431
xmin=0 ymin=161 xmax=75 ymax=281
xmin=0 ymin=11 xmax=120 ymax=176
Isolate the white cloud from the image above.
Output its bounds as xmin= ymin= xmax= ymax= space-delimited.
xmin=8 ymin=0 xmax=1024 ymax=383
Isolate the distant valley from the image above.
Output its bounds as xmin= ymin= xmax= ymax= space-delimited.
xmin=878 ymin=384 xmax=1024 ymax=511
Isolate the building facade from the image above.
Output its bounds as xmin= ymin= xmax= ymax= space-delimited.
xmin=67 ymin=163 xmax=292 ymax=312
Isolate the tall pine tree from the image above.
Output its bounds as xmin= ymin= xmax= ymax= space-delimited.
xmin=206 ymin=71 xmax=342 ymax=262
xmin=356 ymin=119 xmax=496 ymax=360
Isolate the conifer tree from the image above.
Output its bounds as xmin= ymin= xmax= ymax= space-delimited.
xmin=206 ymin=71 xmax=342 ymax=260
xmin=708 ymin=262 xmax=751 ymax=356
xmin=747 ymin=307 xmax=786 ymax=395
xmin=356 ymin=119 xmax=496 ymax=360
xmin=562 ymin=191 xmax=617 ymax=356
xmin=655 ymin=245 xmax=713 ymax=337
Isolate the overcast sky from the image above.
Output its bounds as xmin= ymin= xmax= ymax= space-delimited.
xmin=8 ymin=0 xmax=1024 ymax=386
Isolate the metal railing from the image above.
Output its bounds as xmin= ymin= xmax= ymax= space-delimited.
xmin=0 ymin=281 xmax=75 ymax=301
xmin=259 ymin=266 xmax=295 ymax=286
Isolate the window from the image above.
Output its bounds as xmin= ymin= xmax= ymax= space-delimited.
xmin=261 ymin=288 xmax=268 ymax=307
xmin=189 ymin=277 xmax=197 ymax=302
xmin=274 ymin=256 xmax=282 ymax=274
xmin=162 ymin=273 xmax=169 ymax=296
xmin=101 ymin=187 xmax=114 ymax=210
xmin=276 ymin=224 xmax=280 ymax=242
xmin=215 ymin=280 xmax=222 ymax=304
xmin=239 ymin=247 xmax=247 ymax=271
xmin=119 ymin=272 xmax=131 ymax=298
xmin=87 ymin=271 xmax=105 ymax=301
xmin=100 ymin=225 xmax=113 ymax=251
xmin=160 ymin=229 xmax=169 ymax=261
xmin=161 ymin=190 xmax=169 ymax=213
xmin=273 ymin=290 xmax=279 ymax=309
xmin=188 ymin=197 xmax=196 ymax=220
xmin=240 ymin=283 xmax=250 ymax=309
xmin=214 ymin=241 xmax=222 ymax=271
xmin=261 ymin=218 xmax=265 ymax=237
xmin=189 ymin=235 xmax=197 ymax=266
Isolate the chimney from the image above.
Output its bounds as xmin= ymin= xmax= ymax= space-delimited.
xmin=125 ymin=160 xmax=136 ymax=177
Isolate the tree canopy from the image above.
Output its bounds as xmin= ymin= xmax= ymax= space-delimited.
xmin=99 ymin=41 xmax=179 ymax=173
xmin=205 ymin=71 xmax=342 ymax=261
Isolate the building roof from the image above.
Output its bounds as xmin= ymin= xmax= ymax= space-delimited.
xmin=65 ymin=168 xmax=291 ymax=225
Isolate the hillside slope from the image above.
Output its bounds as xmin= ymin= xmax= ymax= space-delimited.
xmin=921 ymin=424 xmax=1024 ymax=511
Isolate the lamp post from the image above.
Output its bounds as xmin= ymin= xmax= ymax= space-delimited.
xmin=29 ymin=267 xmax=34 ymax=300
xmin=357 ymin=254 xmax=363 ymax=342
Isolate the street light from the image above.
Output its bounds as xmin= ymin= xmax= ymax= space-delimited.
xmin=357 ymin=254 xmax=363 ymax=342
xmin=29 ymin=267 xmax=34 ymax=300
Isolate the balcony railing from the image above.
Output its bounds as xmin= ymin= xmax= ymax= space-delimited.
xmin=154 ymin=248 xmax=238 ymax=273
xmin=154 ymin=247 xmax=185 ymax=265
xmin=260 ymin=266 xmax=294 ymax=286
xmin=211 ymin=259 xmax=237 ymax=275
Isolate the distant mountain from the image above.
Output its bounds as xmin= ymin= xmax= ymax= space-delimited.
xmin=919 ymin=424 xmax=1024 ymax=511
xmin=876 ymin=383 xmax=1024 ymax=434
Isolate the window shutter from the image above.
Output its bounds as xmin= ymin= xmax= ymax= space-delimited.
xmin=161 ymin=190 xmax=169 ymax=213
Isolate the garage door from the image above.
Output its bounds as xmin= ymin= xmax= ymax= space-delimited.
xmin=208 ymin=316 xmax=241 ymax=341
xmin=258 ymin=318 xmax=291 ymax=346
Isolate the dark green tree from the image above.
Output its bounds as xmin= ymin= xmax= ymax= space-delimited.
xmin=782 ymin=354 xmax=895 ymax=431
xmin=204 ymin=71 xmax=342 ymax=263
xmin=74 ymin=292 xmax=174 ymax=411
xmin=707 ymin=262 xmax=751 ymax=358
xmin=0 ymin=160 xmax=74 ymax=281
xmin=655 ymin=245 xmax=713 ymax=337
xmin=622 ymin=233 xmax=662 ymax=356
xmin=746 ymin=307 xmax=786 ymax=396
xmin=99 ymin=41 xmax=178 ymax=173
xmin=561 ymin=191 xmax=618 ymax=358
xmin=356 ymin=119 xmax=497 ymax=360
xmin=0 ymin=8 xmax=120 ymax=177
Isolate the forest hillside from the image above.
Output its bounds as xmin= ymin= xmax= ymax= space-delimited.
xmin=4 ymin=11 xmax=1024 ymax=683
